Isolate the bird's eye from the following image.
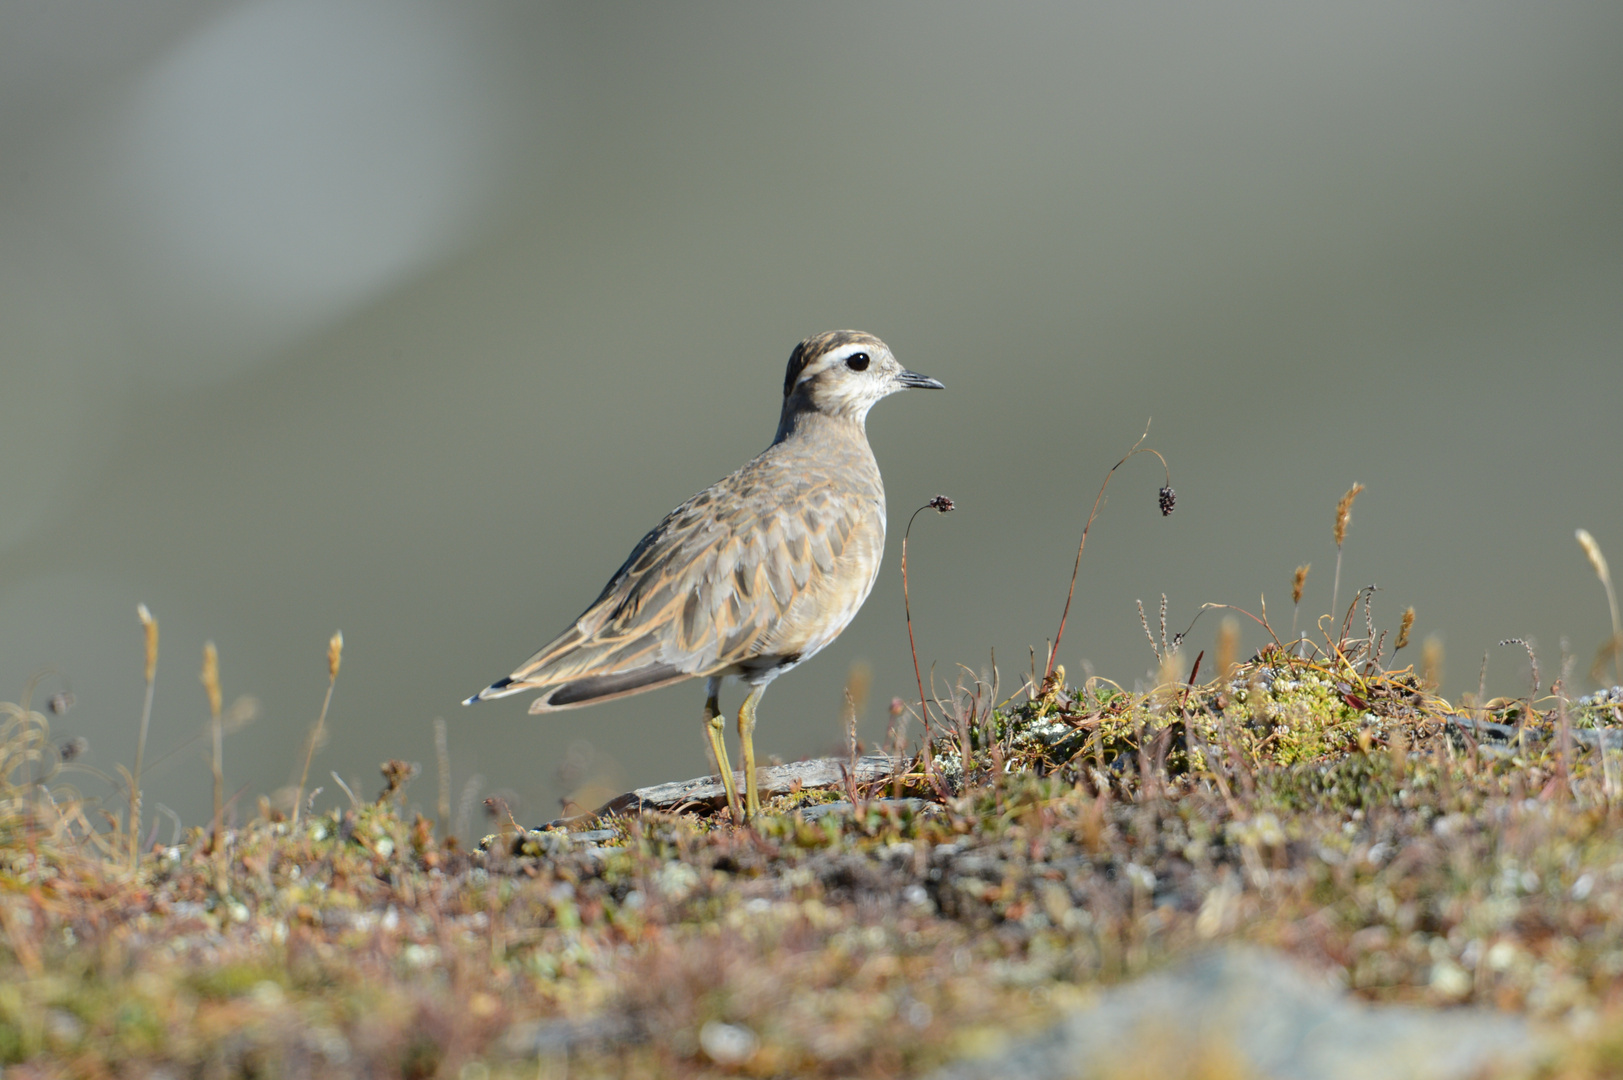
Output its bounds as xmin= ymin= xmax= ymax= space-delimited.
xmin=845 ymin=352 xmax=870 ymax=372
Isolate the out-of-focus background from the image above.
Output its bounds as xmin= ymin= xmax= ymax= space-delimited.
xmin=3 ymin=2 xmax=1620 ymax=835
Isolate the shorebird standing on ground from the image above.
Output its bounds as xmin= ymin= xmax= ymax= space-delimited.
xmin=464 ymin=330 xmax=943 ymax=821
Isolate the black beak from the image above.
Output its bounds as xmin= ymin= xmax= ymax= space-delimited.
xmin=896 ymin=369 xmax=945 ymax=390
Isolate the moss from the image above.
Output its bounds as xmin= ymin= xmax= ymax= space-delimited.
xmin=188 ymin=965 xmax=282 ymax=1001
xmin=3 ymin=656 xmax=1623 ymax=1077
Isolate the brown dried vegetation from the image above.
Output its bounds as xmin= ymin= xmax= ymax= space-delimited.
xmin=3 ymin=491 xmax=1623 ymax=1077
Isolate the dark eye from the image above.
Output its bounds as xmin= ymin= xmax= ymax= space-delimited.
xmin=845 ymin=352 xmax=870 ymax=372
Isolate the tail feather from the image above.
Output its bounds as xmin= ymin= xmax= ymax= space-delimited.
xmin=461 ymin=676 xmax=518 ymax=706
xmin=526 ymin=662 xmax=688 ymax=711
xmin=463 ymin=661 xmax=691 ymax=710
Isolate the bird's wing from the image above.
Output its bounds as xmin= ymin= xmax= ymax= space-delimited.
xmin=476 ymin=471 xmax=872 ymax=710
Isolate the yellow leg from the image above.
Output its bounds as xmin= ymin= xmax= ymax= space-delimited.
xmin=702 ymin=678 xmax=742 ymax=821
xmin=737 ymin=683 xmax=768 ymax=820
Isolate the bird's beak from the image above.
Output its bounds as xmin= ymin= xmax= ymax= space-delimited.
xmin=895 ymin=369 xmax=945 ymax=390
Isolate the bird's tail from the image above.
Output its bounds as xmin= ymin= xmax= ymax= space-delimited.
xmin=461 ymin=676 xmax=523 ymax=706
xmin=462 ymin=661 xmax=689 ymax=710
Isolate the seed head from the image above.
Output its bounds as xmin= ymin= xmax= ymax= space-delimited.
xmin=1158 ymin=485 xmax=1176 ymax=516
xmin=1577 ymin=529 xmax=1610 ymax=582
xmin=1395 ymin=606 xmax=1415 ymax=651
xmin=1292 ymin=565 xmax=1310 ymax=606
xmin=929 ymin=495 xmax=955 ymax=513
xmin=1040 ymin=663 xmax=1067 ymax=700
xmin=1334 ymin=483 xmax=1365 ymax=548
xmin=200 ymin=641 xmax=222 ymax=719
xmin=1421 ymin=635 xmax=1443 ymax=690
xmin=137 ymin=603 xmax=159 ymax=684
xmin=327 ymin=630 xmax=344 ymax=681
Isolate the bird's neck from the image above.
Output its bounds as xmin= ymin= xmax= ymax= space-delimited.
xmin=772 ymin=402 xmax=869 ymax=447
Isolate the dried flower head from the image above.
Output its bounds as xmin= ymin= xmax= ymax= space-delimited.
xmin=200 ymin=641 xmax=222 ymax=718
xmin=1292 ymin=565 xmax=1310 ymax=606
xmin=1395 ymin=606 xmax=1415 ymax=651
xmin=1421 ymin=635 xmax=1444 ymax=690
xmin=48 ymin=692 xmax=75 ymax=716
xmin=929 ymin=494 xmax=955 ymax=513
xmin=328 ymin=630 xmax=344 ymax=681
xmin=137 ymin=603 xmax=159 ymax=683
xmin=378 ymin=759 xmax=421 ymax=804
xmin=1040 ymin=663 xmax=1067 ymax=700
xmin=1575 ymin=530 xmax=1622 ymax=685
xmin=1159 ymin=485 xmax=1176 ymax=516
xmin=1334 ymin=483 xmax=1365 ymax=548
xmin=1577 ymin=528 xmax=1609 ymax=581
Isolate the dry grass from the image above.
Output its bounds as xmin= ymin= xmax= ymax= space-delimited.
xmin=3 ymin=485 xmax=1623 ymax=1076
xmin=3 ymin=640 xmax=1623 ymax=1076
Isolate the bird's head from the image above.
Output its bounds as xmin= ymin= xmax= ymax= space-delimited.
xmin=780 ymin=330 xmax=943 ymax=425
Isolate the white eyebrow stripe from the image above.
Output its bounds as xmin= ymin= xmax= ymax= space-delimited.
xmin=795 ymin=344 xmax=870 ymax=386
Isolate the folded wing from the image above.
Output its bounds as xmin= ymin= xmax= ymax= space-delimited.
xmin=468 ymin=474 xmax=871 ymax=712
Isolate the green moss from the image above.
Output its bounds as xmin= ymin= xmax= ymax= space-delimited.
xmin=189 ymin=965 xmax=282 ymax=1001
xmin=4 ymin=654 xmax=1623 ymax=1077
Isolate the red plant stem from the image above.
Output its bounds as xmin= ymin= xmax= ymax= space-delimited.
xmin=1049 ymin=426 xmax=1171 ymax=680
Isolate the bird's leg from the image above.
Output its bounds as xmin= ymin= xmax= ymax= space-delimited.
xmin=702 ymin=677 xmax=742 ymax=821
xmin=736 ymin=683 xmax=768 ymax=820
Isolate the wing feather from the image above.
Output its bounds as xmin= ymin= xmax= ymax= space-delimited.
xmin=477 ymin=446 xmax=883 ymax=711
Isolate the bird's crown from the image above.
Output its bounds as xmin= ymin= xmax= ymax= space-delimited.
xmin=782 ymin=330 xmax=889 ymax=398
xmin=776 ymin=330 xmax=942 ymax=431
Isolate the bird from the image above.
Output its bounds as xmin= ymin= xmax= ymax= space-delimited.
xmin=463 ymin=330 xmax=943 ymax=821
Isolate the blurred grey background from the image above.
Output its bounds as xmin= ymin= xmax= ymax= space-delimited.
xmin=3 ymin=2 xmax=1620 ymax=834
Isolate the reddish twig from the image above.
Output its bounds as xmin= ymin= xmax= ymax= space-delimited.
xmin=1048 ymin=422 xmax=1173 ymax=680
xmin=1174 ymin=603 xmax=1284 ymax=650
xmin=902 ymin=496 xmax=955 ymax=798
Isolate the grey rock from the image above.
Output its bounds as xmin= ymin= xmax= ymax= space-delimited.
xmin=929 ymin=947 xmax=1545 ymax=1080
xmin=1448 ymin=712 xmax=1623 ymax=751
xmin=795 ymin=797 xmax=928 ymax=823
xmin=597 ymin=752 xmax=905 ymax=815
xmin=500 ymin=1013 xmax=636 ymax=1057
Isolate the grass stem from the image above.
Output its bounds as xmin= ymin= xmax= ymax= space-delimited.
xmin=130 ymin=604 xmax=158 ymax=871
xmin=202 ymin=642 xmax=223 ymax=854
xmin=1576 ymin=530 xmax=1622 ymax=685
xmin=293 ymin=632 xmax=343 ymax=830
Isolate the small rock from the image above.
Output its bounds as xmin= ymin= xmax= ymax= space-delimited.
xmin=1429 ymin=960 xmax=1471 ymax=1000
xmin=249 ymin=980 xmax=285 ymax=1008
xmin=655 ymin=861 xmax=700 ymax=902
xmin=45 ymin=1008 xmax=84 ymax=1045
xmin=402 ymin=943 xmax=441 ymax=968
xmin=927 ymin=947 xmax=1543 ymax=1080
xmin=699 ymin=1020 xmax=757 ymax=1065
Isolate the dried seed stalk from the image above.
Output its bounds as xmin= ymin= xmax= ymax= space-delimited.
xmin=130 ymin=604 xmax=159 ymax=870
xmin=1330 ymin=483 xmax=1364 ymax=620
xmin=1395 ymin=607 xmax=1415 ymax=652
xmin=294 ymin=631 xmax=344 ymax=829
xmin=201 ymin=641 xmax=223 ymax=850
xmin=1577 ymin=529 xmax=1622 ymax=684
